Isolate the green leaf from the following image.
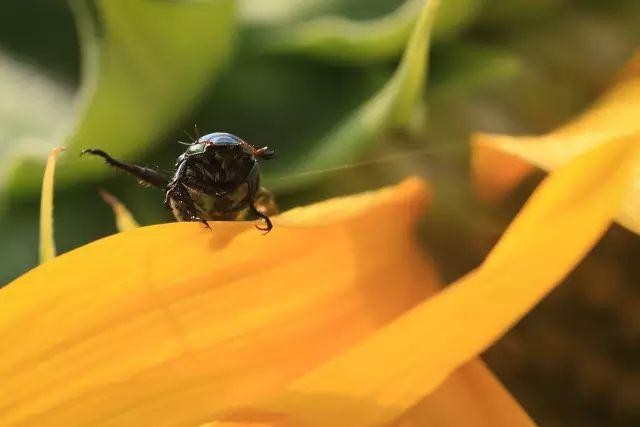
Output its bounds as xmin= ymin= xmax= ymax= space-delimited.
xmin=430 ymin=43 xmax=522 ymax=94
xmin=238 ymin=0 xmax=332 ymax=25
xmin=433 ymin=0 xmax=481 ymax=38
xmin=4 ymin=0 xmax=236 ymax=197
xmin=253 ymin=0 xmax=478 ymax=62
xmin=0 ymin=52 xmax=74 ymax=194
xmin=267 ymin=0 xmax=440 ymax=191
xmin=259 ymin=0 xmax=424 ymax=62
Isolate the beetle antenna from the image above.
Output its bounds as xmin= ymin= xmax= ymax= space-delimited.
xmin=255 ymin=146 xmax=276 ymax=160
xmin=182 ymin=129 xmax=196 ymax=143
xmin=194 ymin=124 xmax=201 ymax=141
xmin=177 ymin=140 xmax=193 ymax=146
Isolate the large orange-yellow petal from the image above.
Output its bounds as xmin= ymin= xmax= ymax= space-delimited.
xmin=198 ymin=361 xmax=533 ymax=427
xmin=471 ymin=141 xmax=536 ymax=202
xmin=394 ymin=360 xmax=534 ymax=427
xmin=0 ymin=178 xmax=437 ymax=426
xmin=253 ymin=136 xmax=639 ymax=426
xmin=472 ymin=50 xmax=640 ymax=235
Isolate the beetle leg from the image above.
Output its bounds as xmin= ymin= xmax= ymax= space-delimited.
xmin=245 ymin=160 xmax=273 ymax=233
xmin=166 ymin=184 xmax=211 ymax=229
xmin=251 ymin=186 xmax=277 ymax=233
xmin=165 ymin=159 xmax=210 ymax=229
xmin=166 ymin=158 xmax=191 ymax=189
xmin=245 ymin=159 xmax=260 ymax=188
xmin=249 ymin=203 xmax=272 ymax=233
xmin=254 ymin=187 xmax=279 ymax=217
xmin=81 ymin=149 xmax=168 ymax=188
xmin=164 ymin=160 xmax=188 ymax=210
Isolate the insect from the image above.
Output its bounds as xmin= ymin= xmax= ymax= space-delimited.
xmin=82 ymin=131 xmax=278 ymax=232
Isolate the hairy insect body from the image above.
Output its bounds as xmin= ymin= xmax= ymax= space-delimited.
xmin=82 ymin=132 xmax=277 ymax=232
xmin=177 ymin=180 xmax=249 ymax=221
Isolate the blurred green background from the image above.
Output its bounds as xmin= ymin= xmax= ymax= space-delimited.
xmin=1 ymin=0 xmax=639 ymax=425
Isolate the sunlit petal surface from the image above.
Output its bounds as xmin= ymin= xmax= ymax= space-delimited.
xmin=472 ymin=50 xmax=640 ymax=234
xmin=1 ymin=178 xmax=439 ymax=426
xmin=255 ymin=137 xmax=639 ymax=426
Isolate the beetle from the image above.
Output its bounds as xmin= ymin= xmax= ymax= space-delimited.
xmin=82 ymin=131 xmax=278 ymax=232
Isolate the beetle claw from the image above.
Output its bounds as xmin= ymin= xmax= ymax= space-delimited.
xmin=194 ymin=216 xmax=211 ymax=230
xmin=254 ymin=216 xmax=273 ymax=234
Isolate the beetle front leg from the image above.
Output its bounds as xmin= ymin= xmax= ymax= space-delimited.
xmin=165 ymin=184 xmax=211 ymax=229
xmin=245 ymin=160 xmax=273 ymax=233
xmin=254 ymin=187 xmax=279 ymax=217
xmin=249 ymin=204 xmax=273 ymax=233
xmin=165 ymin=159 xmax=210 ymax=229
xmin=81 ymin=149 xmax=168 ymax=188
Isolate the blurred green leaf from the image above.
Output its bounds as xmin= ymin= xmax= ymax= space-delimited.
xmin=253 ymin=0 xmax=478 ymax=62
xmin=430 ymin=43 xmax=523 ymax=93
xmin=478 ymin=0 xmax=568 ymax=28
xmin=259 ymin=0 xmax=422 ymax=62
xmin=433 ymin=0 xmax=481 ymax=38
xmin=0 ymin=51 xmax=73 ymax=192
xmin=268 ymin=0 xmax=440 ymax=191
xmin=239 ymin=0 xmax=335 ymax=25
xmin=0 ymin=0 xmax=79 ymax=83
xmin=4 ymin=0 xmax=236 ymax=197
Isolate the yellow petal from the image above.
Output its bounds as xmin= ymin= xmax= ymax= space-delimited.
xmin=39 ymin=146 xmax=65 ymax=264
xmin=472 ymin=50 xmax=640 ymax=234
xmin=199 ymin=361 xmax=533 ymax=427
xmin=0 ymin=178 xmax=438 ymax=427
xmin=205 ymin=425 xmax=273 ymax=427
xmin=471 ymin=140 xmax=535 ymax=202
xmin=99 ymin=189 xmax=140 ymax=232
xmin=394 ymin=360 xmax=534 ymax=427
xmin=255 ymin=136 xmax=639 ymax=426
xmin=200 ymin=424 xmax=256 ymax=427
